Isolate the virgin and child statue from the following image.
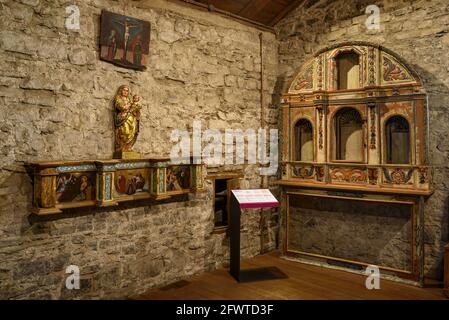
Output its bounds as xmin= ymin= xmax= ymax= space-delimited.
xmin=113 ymin=85 xmax=142 ymax=159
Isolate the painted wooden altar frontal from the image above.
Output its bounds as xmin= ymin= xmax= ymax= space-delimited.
xmin=27 ymin=158 xmax=204 ymax=215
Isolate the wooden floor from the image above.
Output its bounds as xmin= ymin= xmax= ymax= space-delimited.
xmin=134 ymin=252 xmax=447 ymax=300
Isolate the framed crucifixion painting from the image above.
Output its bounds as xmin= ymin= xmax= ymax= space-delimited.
xmin=100 ymin=10 xmax=151 ymax=71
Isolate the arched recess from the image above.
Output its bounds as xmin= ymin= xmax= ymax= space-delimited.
xmin=335 ymin=51 xmax=361 ymax=90
xmin=294 ymin=119 xmax=314 ymax=162
xmin=385 ymin=116 xmax=411 ymax=164
xmin=327 ymin=46 xmax=365 ymax=91
xmin=333 ymin=108 xmax=364 ymax=162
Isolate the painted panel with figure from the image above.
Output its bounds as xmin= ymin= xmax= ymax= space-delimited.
xmin=166 ymin=166 xmax=190 ymax=192
xmin=100 ymin=10 xmax=150 ymax=71
xmin=56 ymin=173 xmax=96 ymax=203
xmin=114 ymin=168 xmax=150 ymax=196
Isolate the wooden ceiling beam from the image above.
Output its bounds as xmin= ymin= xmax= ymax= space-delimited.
xmin=239 ymin=0 xmax=272 ymax=19
xmin=167 ymin=0 xmax=275 ymax=32
xmin=268 ymin=0 xmax=305 ymax=26
xmin=194 ymin=0 xmax=248 ymax=13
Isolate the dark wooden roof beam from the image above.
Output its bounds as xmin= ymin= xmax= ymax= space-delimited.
xmin=169 ymin=0 xmax=275 ymax=32
xmin=268 ymin=0 xmax=305 ymax=26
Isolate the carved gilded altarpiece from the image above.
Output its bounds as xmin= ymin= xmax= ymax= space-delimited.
xmin=278 ymin=42 xmax=432 ymax=286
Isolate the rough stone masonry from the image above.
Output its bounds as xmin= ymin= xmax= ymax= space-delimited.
xmin=0 ymin=0 xmax=278 ymax=299
xmin=1 ymin=0 xmax=448 ymax=299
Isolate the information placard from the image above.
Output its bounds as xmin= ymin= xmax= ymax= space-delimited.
xmin=229 ymin=189 xmax=284 ymax=282
xmin=231 ymin=189 xmax=279 ymax=209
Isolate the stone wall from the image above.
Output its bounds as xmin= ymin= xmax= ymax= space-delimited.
xmin=276 ymin=0 xmax=449 ymax=279
xmin=288 ymin=195 xmax=412 ymax=272
xmin=0 ymin=0 xmax=278 ymax=298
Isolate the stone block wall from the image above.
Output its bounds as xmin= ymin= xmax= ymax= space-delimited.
xmin=0 ymin=0 xmax=278 ymax=298
xmin=3 ymin=0 xmax=448 ymax=299
xmin=288 ymin=196 xmax=412 ymax=272
xmin=275 ymin=0 xmax=449 ymax=279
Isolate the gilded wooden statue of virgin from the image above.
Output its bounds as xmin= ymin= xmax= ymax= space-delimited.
xmin=113 ymin=85 xmax=142 ymax=159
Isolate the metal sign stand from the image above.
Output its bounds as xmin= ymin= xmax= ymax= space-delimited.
xmin=229 ymin=189 xmax=286 ymax=283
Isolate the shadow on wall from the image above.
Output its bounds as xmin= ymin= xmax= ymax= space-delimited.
xmin=27 ymin=193 xmax=192 ymax=225
xmin=256 ymin=75 xmax=285 ymax=254
xmin=272 ymin=75 xmax=286 ymax=108
xmin=426 ymin=194 xmax=449 ymax=280
xmin=414 ymin=62 xmax=449 ymax=279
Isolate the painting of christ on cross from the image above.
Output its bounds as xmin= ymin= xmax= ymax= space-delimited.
xmin=100 ymin=10 xmax=151 ymax=71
